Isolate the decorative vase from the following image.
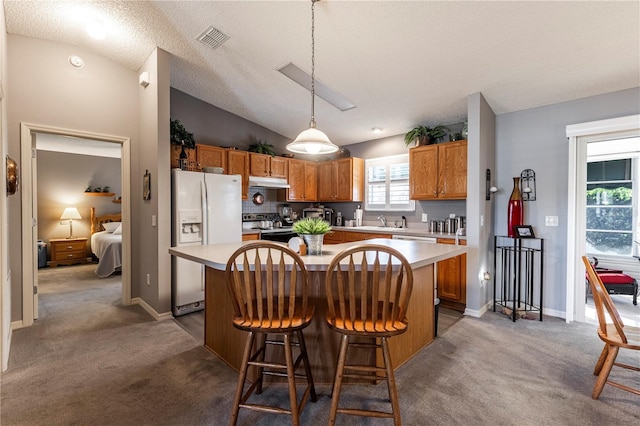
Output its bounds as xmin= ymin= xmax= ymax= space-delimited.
xmin=507 ymin=177 xmax=523 ymax=237
xmin=302 ymin=234 xmax=324 ymax=256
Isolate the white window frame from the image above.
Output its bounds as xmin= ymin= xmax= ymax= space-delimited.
xmin=364 ymin=154 xmax=415 ymax=212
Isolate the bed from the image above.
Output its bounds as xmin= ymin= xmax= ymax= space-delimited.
xmin=90 ymin=207 xmax=122 ymax=278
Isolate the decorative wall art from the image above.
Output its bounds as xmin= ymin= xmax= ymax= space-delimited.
xmin=143 ymin=170 xmax=151 ymax=200
xmin=6 ymin=155 xmax=18 ymax=195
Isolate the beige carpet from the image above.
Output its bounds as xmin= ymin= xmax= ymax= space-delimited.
xmin=1 ymin=264 xmax=638 ymax=425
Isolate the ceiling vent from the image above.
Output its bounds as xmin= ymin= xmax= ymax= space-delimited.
xmin=196 ymin=26 xmax=229 ymax=50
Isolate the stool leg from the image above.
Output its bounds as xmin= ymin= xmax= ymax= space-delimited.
xmin=255 ymin=332 xmax=267 ymax=394
xmin=329 ymin=334 xmax=349 ymax=426
xmin=284 ymin=333 xmax=300 ymax=426
xmin=230 ymin=331 xmax=256 ymax=426
xmin=296 ymin=330 xmax=317 ymax=402
xmin=381 ymin=337 xmax=402 ymax=426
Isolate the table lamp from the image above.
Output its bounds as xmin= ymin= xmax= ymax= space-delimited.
xmin=60 ymin=207 xmax=82 ymax=239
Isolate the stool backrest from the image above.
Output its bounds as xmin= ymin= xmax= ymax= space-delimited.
xmin=225 ymin=242 xmax=310 ymax=327
xmin=325 ymin=244 xmax=413 ymax=332
xmin=582 ymin=256 xmax=627 ymax=344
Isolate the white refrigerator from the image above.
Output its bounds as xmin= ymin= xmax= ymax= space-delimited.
xmin=171 ymin=169 xmax=242 ymax=316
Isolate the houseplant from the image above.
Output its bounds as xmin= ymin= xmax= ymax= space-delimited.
xmin=404 ymin=125 xmax=450 ymax=146
xmin=170 ymin=119 xmax=196 ymax=149
xmin=292 ymin=217 xmax=332 ymax=255
xmin=248 ymin=140 xmax=276 ymax=156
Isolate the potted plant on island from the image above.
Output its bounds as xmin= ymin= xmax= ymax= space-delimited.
xmin=292 ymin=217 xmax=332 ymax=255
xmin=404 ymin=124 xmax=450 ymax=147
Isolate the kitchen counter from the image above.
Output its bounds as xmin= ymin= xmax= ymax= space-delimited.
xmin=336 ymin=225 xmax=466 ymax=240
xmin=169 ymin=239 xmax=467 ymax=383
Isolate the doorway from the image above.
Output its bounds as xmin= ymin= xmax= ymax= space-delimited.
xmin=566 ymin=115 xmax=640 ymax=323
xmin=20 ymin=123 xmax=131 ymax=327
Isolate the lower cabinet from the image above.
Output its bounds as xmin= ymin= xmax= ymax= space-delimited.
xmin=242 ymin=233 xmax=259 ymax=241
xmin=324 ymin=230 xmax=391 ymax=244
xmin=436 ymin=238 xmax=467 ymax=312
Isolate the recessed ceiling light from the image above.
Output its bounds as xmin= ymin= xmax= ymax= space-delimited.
xmin=68 ymin=55 xmax=84 ymax=68
xmin=372 ymin=128 xmax=383 ymax=134
xmin=86 ymin=19 xmax=106 ymax=40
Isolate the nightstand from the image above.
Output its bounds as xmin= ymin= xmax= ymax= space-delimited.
xmin=49 ymin=238 xmax=89 ymax=267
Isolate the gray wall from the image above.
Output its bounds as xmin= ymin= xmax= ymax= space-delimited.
xmin=6 ymin=34 xmax=139 ymax=321
xmin=494 ymin=87 xmax=640 ymax=315
xmin=36 ymin=151 xmax=121 ymax=245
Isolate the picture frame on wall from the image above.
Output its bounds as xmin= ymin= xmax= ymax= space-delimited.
xmin=143 ymin=170 xmax=151 ymax=200
xmin=514 ymin=225 xmax=535 ymax=238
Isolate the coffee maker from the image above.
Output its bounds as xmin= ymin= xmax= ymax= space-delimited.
xmin=279 ymin=204 xmax=294 ymax=227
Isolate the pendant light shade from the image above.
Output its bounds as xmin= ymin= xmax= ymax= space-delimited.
xmin=287 ymin=0 xmax=339 ymax=155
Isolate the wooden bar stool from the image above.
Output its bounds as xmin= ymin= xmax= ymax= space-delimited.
xmin=324 ymin=244 xmax=413 ymax=425
xmin=225 ymin=242 xmax=317 ymax=426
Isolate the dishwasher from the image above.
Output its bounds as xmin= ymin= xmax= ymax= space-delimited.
xmin=391 ymin=234 xmax=441 ymax=336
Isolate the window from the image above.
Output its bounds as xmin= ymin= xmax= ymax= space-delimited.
xmin=586 ymin=142 xmax=639 ymax=257
xmin=364 ymin=154 xmax=415 ymax=212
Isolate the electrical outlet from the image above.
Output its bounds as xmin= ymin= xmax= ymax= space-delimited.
xmin=421 ymin=213 xmax=428 ymax=222
xmin=146 ymin=273 xmax=150 ymax=286
xmin=545 ymin=216 xmax=558 ymax=227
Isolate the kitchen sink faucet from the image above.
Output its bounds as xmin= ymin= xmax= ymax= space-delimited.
xmin=377 ymin=215 xmax=387 ymax=227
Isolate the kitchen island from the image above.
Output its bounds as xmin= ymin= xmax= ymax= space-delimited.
xmin=169 ymin=238 xmax=467 ymax=383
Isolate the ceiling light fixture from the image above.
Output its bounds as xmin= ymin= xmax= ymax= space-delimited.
xmin=286 ymin=0 xmax=338 ymax=155
xmin=68 ymin=55 xmax=84 ymax=68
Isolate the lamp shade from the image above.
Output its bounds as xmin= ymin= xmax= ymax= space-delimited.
xmin=60 ymin=207 xmax=82 ymax=220
xmin=286 ymin=126 xmax=339 ymax=154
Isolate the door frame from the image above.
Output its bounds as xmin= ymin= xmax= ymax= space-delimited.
xmin=20 ymin=122 xmax=132 ymax=327
xmin=565 ymin=114 xmax=640 ymax=323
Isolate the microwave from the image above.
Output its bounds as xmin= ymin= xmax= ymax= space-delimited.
xmin=302 ymin=208 xmax=324 ymax=220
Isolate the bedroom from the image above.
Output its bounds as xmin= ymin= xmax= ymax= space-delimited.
xmin=36 ymin=133 xmax=123 ymax=303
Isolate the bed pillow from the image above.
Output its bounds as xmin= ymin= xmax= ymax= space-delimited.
xmin=102 ymin=222 xmax=121 ymax=233
xmin=113 ymin=224 xmax=122 ymax=235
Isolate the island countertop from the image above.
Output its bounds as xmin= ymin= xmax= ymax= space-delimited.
xmin=169 ymin=238 xmax=467 ymax=271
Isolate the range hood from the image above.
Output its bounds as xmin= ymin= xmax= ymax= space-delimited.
xmin=248 ymin=176 xmax=290 ymax=189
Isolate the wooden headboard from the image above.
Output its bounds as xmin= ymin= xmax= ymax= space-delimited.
xmin=90 ymin=207 xmax=122 ymax=235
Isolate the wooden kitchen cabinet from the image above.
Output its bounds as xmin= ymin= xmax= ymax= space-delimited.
xmin=410 ymin=140 xmax=467 ymax=200
xmin=49 ymin=238 xmax=88 ymax=267
xmin=436 ymin=238 xmax=467 ymax=312
xmin=323 ymin=230 xmax=345 ymax=244
xmin=317 ymin=157 xmax=364 ymax=202
xmin=227 ymin=150 xmax=249 ymax=200
xmin=249 ymin=153 xmax=288 ymax=178
xmin=281 ymin=159 xmax=317 ymax=202
xmin=197 ymin=144 xmax=227 ymax=171
xmin=343 ymin=231 xmax=390 ymax=242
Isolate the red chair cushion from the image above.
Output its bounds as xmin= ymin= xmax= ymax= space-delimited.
xmin=597 ymin=272 xmax=636 ymax=285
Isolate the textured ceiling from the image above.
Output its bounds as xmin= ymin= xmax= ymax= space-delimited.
xmin=5 ymin=1 xmax=639 ymax=145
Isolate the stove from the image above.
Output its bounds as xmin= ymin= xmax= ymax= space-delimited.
xmin=242 ymin=213 xmax=297 ymax=242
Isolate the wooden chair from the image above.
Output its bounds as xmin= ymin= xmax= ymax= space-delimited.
xmin=582 ymin=256 xmax=640 ymax=399
xmin=324 ymin=244 xmax=414 ymax=425
xmin=225 ymin=242 xmax=317 ymax=426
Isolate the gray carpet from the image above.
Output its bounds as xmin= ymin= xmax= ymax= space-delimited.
xmin=1 ymin=264 xmax=638 ymax=425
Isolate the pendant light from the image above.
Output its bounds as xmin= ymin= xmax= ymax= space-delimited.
xmin=287 ymin=0 xmax=339 ymax=155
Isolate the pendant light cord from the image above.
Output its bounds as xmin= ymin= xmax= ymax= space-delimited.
xmin=310 ymin=0 xmax=317 ymax=128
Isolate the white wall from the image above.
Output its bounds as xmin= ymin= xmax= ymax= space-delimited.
xmin=6 ymin=35 xmax=138 ymax=321
xmin=494 ymin=87 xmax=640 ymax=315
xmin=1 ymin=0 xmax=11 ymax=371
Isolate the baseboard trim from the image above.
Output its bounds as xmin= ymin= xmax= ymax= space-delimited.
xmin=10 ymin=320 xmax=25 ymax=330
xmin=464 ymin=300 xmax=492 ymax=318
xmin=131 ymin=297 xmax=173 ymax=321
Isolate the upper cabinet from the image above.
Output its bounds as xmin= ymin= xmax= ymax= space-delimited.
xmin=409 ymin=140 xmax=467 ymax=200
xmin=249 ymin=153 xmax=288 ymax=178
xmin=197 ymin=144 xmax=227 ymax=171
xmin=281 ymin=159 xmax=317 ymax=202
xmin=227 ymin=150 xmax=249 ymax=200
xmin=318 ymin=158 xmax=364 ymax=202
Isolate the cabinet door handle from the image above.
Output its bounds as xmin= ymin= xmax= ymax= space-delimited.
xmin=67 ymin=254 xmax=74 ymax=258
xmin=66 ymin=245 xmax=73 ymax=249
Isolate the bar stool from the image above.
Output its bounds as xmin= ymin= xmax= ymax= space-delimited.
xmin=324 ymin=244 xmax=414 ymax=425
xmin=225 ymin=242 xmax=317 ymax=426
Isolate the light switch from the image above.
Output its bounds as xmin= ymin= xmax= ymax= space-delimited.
xmin=545 ymin=216 xmax=558 ymax=227
xmin=421 ymin=213 xmax=428 ymax=222
xmin=152 ymin=214 xmax=157 ymax=227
